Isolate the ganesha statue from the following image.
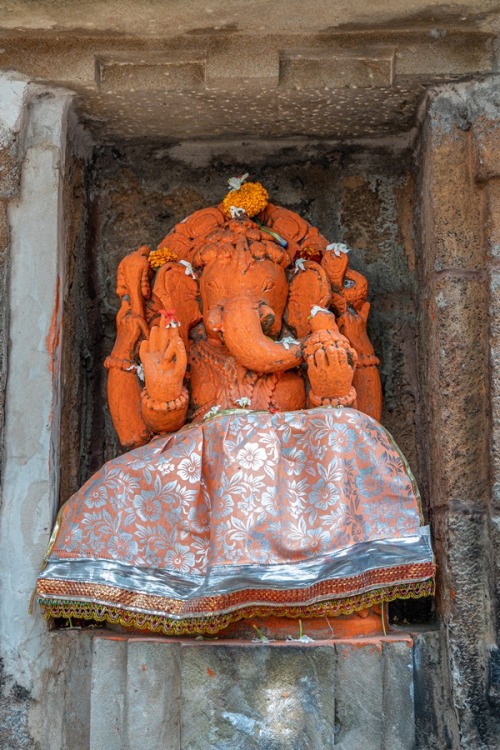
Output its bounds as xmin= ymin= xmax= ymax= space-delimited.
xmin=36 ymin=177 xmax=434 ymax=635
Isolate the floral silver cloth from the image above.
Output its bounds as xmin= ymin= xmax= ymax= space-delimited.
xmin=37 ymin=407 xmax=434 ymax=633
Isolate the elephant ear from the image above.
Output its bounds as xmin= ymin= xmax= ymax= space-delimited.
xmin=286 ymin=261 xmax=331 ymax=338
xmin=157 ymin=207 xmax=225 ymax=262
xmin=321 ymin=249 xmax=349 ymax=292
xmin=148 ymin=263 xmax=202 ymax=349
xmin=342 ymin=269 xmax=369 ymax=311
xmin=260 ymin=204 xmax=309 ymax=244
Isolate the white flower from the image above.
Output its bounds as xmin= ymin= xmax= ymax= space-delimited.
xmin=237 ymin=443 xmax=267 ymax=471
xmin=179 ymin=259 xmax=196 ymax=279
xmin=310 ymin=305 xmax=330 ymax=318
xmin=85 ymin=484 xmax=108 ymax=508
xmin=165 ymin=543 xmax=195 ymax=573
xmin=105 ymin=468 xmax=141 ymax=504
xmin=124 ymin=362 xmax=144 ymax=380
xmin=286 ymin=634 xmax=315 ymax=643
xmin=235 ymin=397 xmax=251 ymax=408
xmin=329 ymin=424 xmax=357 ymax=453
xmin=204 ymin=405 xmax=221 ymax=420
xmin=227 ymin=173 xmax=249 ymax=191
xmin=284 ymin=479 xmax=309 ymax=515
xmin=178 ymin=454 xmax=201 ymax=484
xmin=326 ymin=242 xmax=350 ymax=256
xmin=169 ymin=481 xmax=198 ymax=506
xmin=107 ymin=532 xmax=138 ymax=562
xmin=192 ymin=537 xmax=210 ymax=567
xmin=283 ymin=447 xmax=307 ymax=476
xmin=240 ymin=472 xmax=266 ymax=496
xmin=132 ymin=494 xmax=162 ymax=522
xmin=158 ymin=461 xmax=175 ymax=476
xmin=229 ymin=205 xmax=246 ymax=219
xmin=294 ymin=258 xmax=306 ymax=273
xmin=61 ymin=526 xmax=83 ymax=552
xmin=280 ymin=336 xmax=299 ymax=350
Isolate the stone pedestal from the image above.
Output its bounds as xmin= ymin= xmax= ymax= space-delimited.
xmin=87 ymin=632 xmax=415 ymax=750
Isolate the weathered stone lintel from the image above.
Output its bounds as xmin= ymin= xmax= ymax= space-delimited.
xmin=35 ymin=31 xmax=490 ymax=95
xmin=206 ymin=38 xmax=280 ymax=89
xmin=279 ymin=49 xmax=395 ymax=90
xmin=96 ymin=53 xmax=206 ymax=92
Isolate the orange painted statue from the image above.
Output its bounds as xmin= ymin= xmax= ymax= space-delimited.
xmin=36 ymin=179 xmax=434 ymax=636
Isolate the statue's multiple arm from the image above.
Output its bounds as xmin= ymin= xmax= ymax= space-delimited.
xmin=107 ymin=213 xmax=383 ymax=448
xmin=139 ymin=321 xmax=189 ymax=434
xmin=105 ymin=298 xmax=151 ymax=449
xmin=106 ymin=248 xmax=190 ymax=448
xmin=261 ymin=204 xmax=382 ymax=420
xmin=335 ymin=303 xmax=382 ymax=421
xmin=303 ymin=309 xmax=358 ymax=408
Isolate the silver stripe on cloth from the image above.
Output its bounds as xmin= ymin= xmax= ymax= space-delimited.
xmin=41 ymin=527 xmax=433 ymax=613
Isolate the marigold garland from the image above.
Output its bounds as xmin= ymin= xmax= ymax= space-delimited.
xmin=148 ymin=247 xmax=178 ymax=270
xmin=222 ymin=181 xmax=269 ymax=219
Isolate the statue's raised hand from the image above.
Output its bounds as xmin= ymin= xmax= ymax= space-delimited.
xmin=112 ymin=245 xmax=152 ymax=360
xmin=304 ymin=309 xmax=357 ymax=400
xmin=139 ymin=318 xmax=187 ymax=403
xmin=336 ymin=302 xmax=372 ymax=355
xmin=116 ymin=245 xmax=152 ymax=319
xmin=113 ymin=299 xmax=149 ymax=360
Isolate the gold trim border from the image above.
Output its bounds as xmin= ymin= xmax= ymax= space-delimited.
xmin=37 ymin=561 xmax=435 ymax=617
xmin=39 ymin=579 xmax=434 ymax=635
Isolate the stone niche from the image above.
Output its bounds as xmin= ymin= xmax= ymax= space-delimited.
xmin=61 ymin=140 xmax=431 ymax=649
xmin=1 ymin=70 xmax=500 ymax=750
xmin=65 ymin=143 xmax=420 ymax=503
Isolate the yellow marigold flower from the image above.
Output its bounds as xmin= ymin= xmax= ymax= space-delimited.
xmin=222 ymin=181 xmax=269 ymax=219
xmin=148 ymin=247 xmax=178 ymax=270
xmin=301 ymin=246 xmax=318 ymax=258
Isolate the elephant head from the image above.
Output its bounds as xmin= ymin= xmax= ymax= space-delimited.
xmin=149 ymin=210 xmax=334 ymax=374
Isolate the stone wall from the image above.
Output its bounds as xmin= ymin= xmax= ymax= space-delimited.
xmin=0 ymin=74 xmax=93 ymax=749
xmin=415 ymin=78 xmax=500 ymax=748
xmin=2 ymin=68 xmax=500 ymax=748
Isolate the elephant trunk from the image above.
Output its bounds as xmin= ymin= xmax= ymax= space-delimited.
xmin=222 ymin=301 xmax=302 ymax=373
